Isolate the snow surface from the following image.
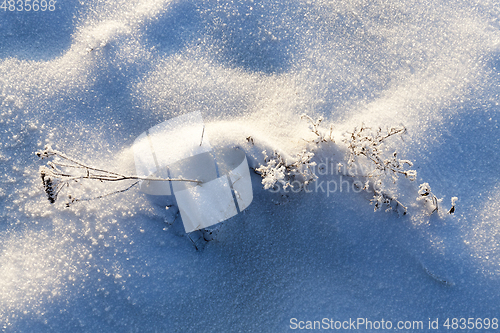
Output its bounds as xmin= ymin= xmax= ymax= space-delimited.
xmin=1 ymin=0 xmax=500 ymax=332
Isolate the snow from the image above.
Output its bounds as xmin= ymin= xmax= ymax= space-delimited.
xmin=1 ymin=0 xmax=500 ymax=331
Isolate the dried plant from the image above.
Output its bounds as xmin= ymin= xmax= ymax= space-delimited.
xmin=417 ymin=182 xmax=440 ymax=215
xmin=369 ymin=180 xmax=408 ymax=215
xmin=255 ymin=116 xmax=426 ymax=216
xmin=301 ymin=114 xmax=335 ymax=143
xmin=255 ymin=150 xmax=317 ymax=190
xmin=340 ymin=124 xmax=418 ymax=215
xmin=36 ymin=145 xmax=201 ymax=206
xmin=449 ymin=196 xmax=458 ymax=214
xmin=342 ymin=124 xmax=416 ymax=181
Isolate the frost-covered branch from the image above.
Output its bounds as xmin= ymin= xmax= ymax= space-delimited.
xmin=254 ymin=115 xmax=436 ymax=216
xmin=342 ymin=125 xmax=416 ymax=181
xmin=449 ymin=196 xmax=458 ymax=214
xmin=36 ymin=145 xmax=201 ymax=205
xmin=301 ymin=114 xmax=335 ymax=143
xmin=417 ymin=183 xmax=441 ymax=215
xmin=255 ymin=150 xmax=317 ymax=190
xmin=366 ymin=177 xmax=408 ymax=215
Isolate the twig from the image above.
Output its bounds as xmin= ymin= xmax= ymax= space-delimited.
xmin=417 ymin=183 xmax=439 ymax=215
xmin=37 ymin=146 xmax=203 ymax=205
xmin=200 ymin=125 xmax=205 ymax=146
xmin=37 ymin=147 xmax=202 ymax=184
xmin=187 ymin=233 xmax=199 ymax=251
xmin=67 ymin=181 xmax=140 ymax=207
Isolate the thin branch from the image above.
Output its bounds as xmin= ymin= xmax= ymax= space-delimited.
xmin=68 ymin=181 xmax=140 ymax=206
xmin=38 ymin=147 xmax=125 ymax=177
xmin=37 ymin=146 xmax=203 ymax=204
xmin=38 ymin=147 xmax=202 ymax=184
xmin=187 ymin=233 xmax=199 ymax=251
xmin=377 ymin=126 xmax=406 ymax=143
xmin=200 ymin=125 xmax=205 ymax=146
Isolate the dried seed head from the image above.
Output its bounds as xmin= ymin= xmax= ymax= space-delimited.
xmin=40 ymin=166 xmax=60 ymax=203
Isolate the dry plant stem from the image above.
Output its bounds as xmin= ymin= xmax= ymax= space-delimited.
xmin=377 ymin=126 xmax=407 ymax=142
xmin=38 ymin=147 xmax=202 ymax=184
xmin=417 ymin=182 xmax=439 ymax=215
xmin=430 ymin=195 xmax=439 ymax=214
xmin=345 ymin=125 xmax=415 ymax=180
xmin=68 ymin=181 xmax=140 ymax=206
xmin=300 ymin=114 xmax=334 ymax=142
xmin=375 ymin=190 xmax=407 ymax=214
xmin=37 ymin=146 xmax=203 ymax=205
xmin=300 ymin=114 xmax=322 ymax=136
